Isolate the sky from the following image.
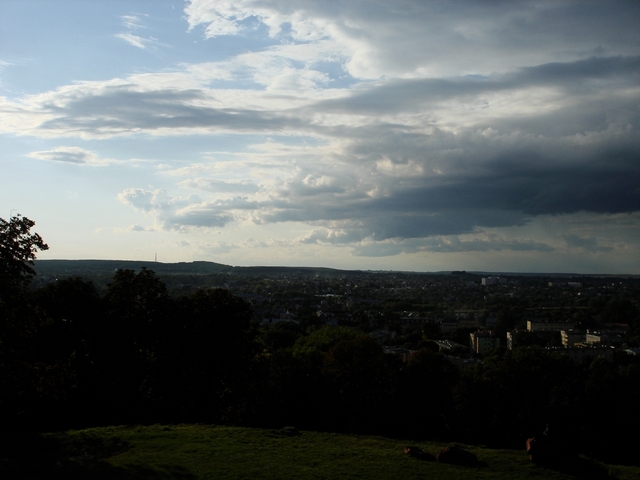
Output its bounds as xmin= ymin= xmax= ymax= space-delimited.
xmin=1 ymin=0 xmax=640 ymax=273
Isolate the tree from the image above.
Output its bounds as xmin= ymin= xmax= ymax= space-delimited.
xmin=151 ymin=288 xmax=258 ymax=423
xmin=0 ymin=215 xmax=56 ymax=430
xmin=399 ymin=349 xmax=459 ymax=439
xmin=455 ymin=346 xmax=579 ymax=447
xmin=96 ymin=268 xmax=170 ymax=424
xmin=320 ymin=335 xmax=395 ymax=434
xmin=0 ymin=214 xmax=48 ymax=300
xmin=260 ymin=321 xmax=303 ymax=352
xmin=289 ymin=327 xmax=396 ymax=434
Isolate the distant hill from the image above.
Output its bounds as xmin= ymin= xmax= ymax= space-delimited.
xmin=33 ymin=259 xmax=354 ymax=278
xmin=33 ymin=259 xmax=233 ymax=276
xmin=34 ymin=260 xmax=636 ymax=279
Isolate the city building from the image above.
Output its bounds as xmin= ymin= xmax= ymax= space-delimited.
xmin=527 ymin=320 xmax=575 ymax=332
xmin=547 ymin=345 xmax=614 ymax=363
xmin=470 ymin=330 xmax=501 ymax=355
xmin=561 ymin=329 xmax=585 ymax=347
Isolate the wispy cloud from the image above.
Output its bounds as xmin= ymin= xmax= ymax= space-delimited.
xmin=27 ymin=147 xmax=118 ymax=165
xmin=121 ymin=14 xmax=147 ymax=30
xmin=115 ymin=33 xmax=152 ymax=50
xmin=116 ymin=13 xmax=163 ymax=50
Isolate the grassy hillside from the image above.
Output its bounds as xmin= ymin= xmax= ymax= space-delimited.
xmin=2 ymin=424 xmax=638 ymax=480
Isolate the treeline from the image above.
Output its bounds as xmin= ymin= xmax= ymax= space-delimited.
xmin=1 ymin=269 xmax=256 ymax=428
xmin=0 ymin=269 xmax=639 ymax=464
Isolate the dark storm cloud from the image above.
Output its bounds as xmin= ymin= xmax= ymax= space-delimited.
xmin=378 ymin=145 xmax=640 ymax=216
xmin=512 ymin=55 xmax=640 ymax=87
xmin=247 ymin=118 xmax=640 ymax=244
xmin=362 ymin=209 xmax=530 ymax=241
xmin=350 ymin=236 xmax=554 ymax=257
xmin=314 ymin=56 xmax=640 ymax=116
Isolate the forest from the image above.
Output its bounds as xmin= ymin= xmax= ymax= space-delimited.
xmin=2 ymin=215 xmax=640 ymax=466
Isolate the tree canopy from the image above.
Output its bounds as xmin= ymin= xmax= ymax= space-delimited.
xmin=0 ymin=214 xmax=48 ymax=298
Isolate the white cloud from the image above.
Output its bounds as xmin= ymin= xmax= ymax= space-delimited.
xmin=197 ymin=240 xmax=239 ymax=254
xmin=178 ymin=178 xmax=260 ymax=194
xmin=117 ymin=188 xmax=257 ymax=231
xmin=185 ymin=0 xmax=640 ymax=79
xmin=295 ymin=228 xmax=366 ymax=245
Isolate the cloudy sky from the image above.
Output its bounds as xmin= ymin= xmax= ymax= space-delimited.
xmin=1 ymin=1 xmax=639 ymax=273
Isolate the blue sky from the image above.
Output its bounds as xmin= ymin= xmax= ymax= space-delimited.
xmin=1 ymin=0 xmax=640 ymax=273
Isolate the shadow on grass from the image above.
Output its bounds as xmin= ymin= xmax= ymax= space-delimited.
xmin=534 ymin=455 xmax=618 ymax=480
xmin=0 ymin=432 xmax=196 ymax=480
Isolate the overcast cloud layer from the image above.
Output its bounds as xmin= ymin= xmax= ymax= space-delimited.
xmin=1 ymin=0 xmax=639 ymax=273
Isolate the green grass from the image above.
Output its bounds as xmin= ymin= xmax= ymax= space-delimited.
xmin=1 ymin=424 xmax=638 ymax=479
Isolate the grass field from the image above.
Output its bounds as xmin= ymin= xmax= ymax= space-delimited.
xmin=1 ymin=424 xmax=638 ymax=479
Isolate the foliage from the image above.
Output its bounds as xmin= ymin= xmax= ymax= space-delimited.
xmin=259 ymin=321 xmax=303 ymax=352
xmin=455 ymin=347 xmax=582 ymax=447
xmin=398 ymin=349 xmax=460 ymax=439
xmin=0 ymin=215 xmax=48 ymax=299
xmin=151 ymin=288 xmax=258 ymax=423
xmin=0 ymin=215 xmax=53 ymax=430
xmin=292 ymin=325 xmax=368 ymax=357
xmin=320 ymin=335 xmax=396 ymax=433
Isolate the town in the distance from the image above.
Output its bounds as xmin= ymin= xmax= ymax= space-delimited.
xmin=3 ymin=251 xmax=637 ymax=467
xmin=34 ymin=259 xmax=640 ymax=363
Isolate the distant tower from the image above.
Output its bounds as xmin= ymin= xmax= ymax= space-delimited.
xmin=155 ymin=253 xmax=157 ymax=262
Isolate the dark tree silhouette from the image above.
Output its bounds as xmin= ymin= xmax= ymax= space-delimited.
xmin=0 ymin=215 xmax=52 ymax=430
xmin=0 ymin=214 xmax=48 ymax=300
xmin=151 ymin=288 xmax=258 ymax=423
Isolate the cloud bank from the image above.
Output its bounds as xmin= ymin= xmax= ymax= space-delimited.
xmin=6 ymin=0 xmax=640 ymax=267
